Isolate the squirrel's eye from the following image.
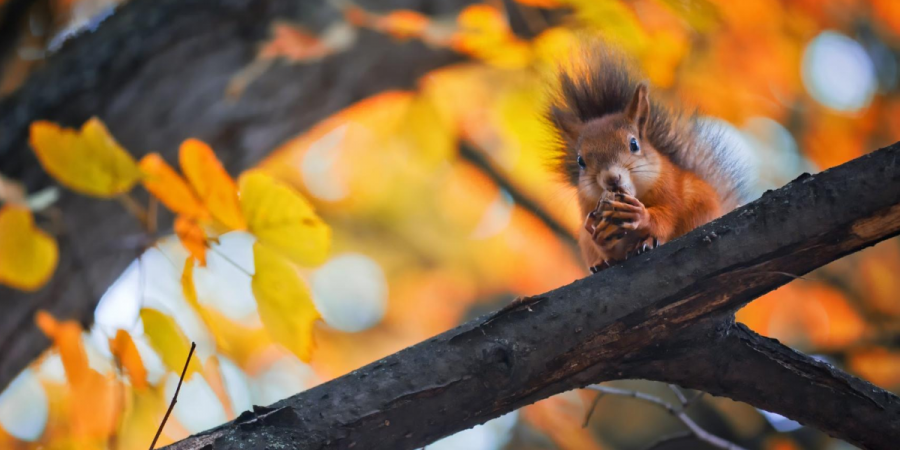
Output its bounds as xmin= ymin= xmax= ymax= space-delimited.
xmin=577 ymin=155 xmax=586 ymax=169
xmin=629 ymin=137 xmax=640 ymax=153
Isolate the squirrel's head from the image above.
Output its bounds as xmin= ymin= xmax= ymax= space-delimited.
xmin=552 ymin=82 xmax=662 ymax=204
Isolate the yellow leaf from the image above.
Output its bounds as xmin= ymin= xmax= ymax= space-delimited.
xmin=239 ymin=171 xmax=331 ymax=267
xmin=116 ymin=386 xmax=167 ymax=450
xmin=179 ymin=139 xmax=246 ymax=230
xmin=562 ymin=0 xmax=648 ymax=54
xmin=180 ymin=257 xmax=271 ymax=366
xmin=0 ymin=205 xmax=58 ymax=291
xmin=140 ymin=308 xmax=201 ymax=378
xmin=175 ymin=216 xmax=208 ymax=266
xmin=251 ymin=242 xmax=320 ymax=362
xmin=139 ymin=153 xmax=208 ymax=221
xmin=452 ymin=5 xmax=533 ymax=68
xmin=29 ymin=118 xmax=141 ymax=197
xmin=108 ymin=329 xmax=148 ymax=390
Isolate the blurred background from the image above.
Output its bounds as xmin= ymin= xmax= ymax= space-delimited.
xmin=1 ymin=0 xmax=900 ymax=449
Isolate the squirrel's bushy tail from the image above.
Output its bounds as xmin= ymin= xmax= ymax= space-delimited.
xmin=548 ymin=46 xmax=754 ymax=210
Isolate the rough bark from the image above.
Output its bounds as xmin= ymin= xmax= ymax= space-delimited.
xmin=165 ymin=143 xmax=900 ymax=450
xmin=0 ymin=0 xmax=475 ymax=392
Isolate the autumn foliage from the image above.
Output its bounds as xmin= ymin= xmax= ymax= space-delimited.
xmin=1 ymin=0 xmax=900 ymax=449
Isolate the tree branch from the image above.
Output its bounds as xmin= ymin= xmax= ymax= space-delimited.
xmin=634 ymin=320 xmax=900 ymax=450
xmin=165 ymin=143 xmax=900 ymax=450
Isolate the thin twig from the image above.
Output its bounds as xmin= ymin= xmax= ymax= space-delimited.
xmin=150 ymin=342 xmax=196 ymax=450
xmin=683 ymin=391 xmax=705 ymax=409
xmin=587 ymin=385 xmax=746 ymax=450
xmin=117 ymin=193 xmax=149 ymax=230
xmin=582 ymin=392 xmax=604 ymax=428
xmin=668 ymin=384 xmax=688 ymax=405
xmin=147 ymin=196 xmax=159 ymax=236
xmin=209 ymin=246 xmax=253 ymax=277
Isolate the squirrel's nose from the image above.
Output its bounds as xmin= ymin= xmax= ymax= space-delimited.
xmin=602 ymin=173 xmax=622 ymax=191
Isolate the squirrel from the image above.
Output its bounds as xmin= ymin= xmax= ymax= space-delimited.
xmin=548 ymin=49 xmax=753 ymax=273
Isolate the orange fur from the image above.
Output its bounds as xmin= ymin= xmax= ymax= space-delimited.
xmin=548 ymin=50 xmax=750 ymax=271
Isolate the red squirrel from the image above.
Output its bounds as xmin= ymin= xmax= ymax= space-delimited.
xmin=549 ymin=50 xmax=752 ymax=273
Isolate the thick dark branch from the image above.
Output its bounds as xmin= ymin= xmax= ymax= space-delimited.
xmin=166 ymin=144 xmax=900 ymax=450
xmin=634 ymin=321 xmax=900 ymax=450
xmin=0 ymin=0 xmax=475 ymax=392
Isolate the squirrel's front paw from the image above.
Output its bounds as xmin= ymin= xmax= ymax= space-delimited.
xmin=598 ymin=193 xmax=651 ymax=236
xmin=624 ymin=236 xmax=660 ymax=259
xmin=585 ymin=213 xmax=626 ymax=253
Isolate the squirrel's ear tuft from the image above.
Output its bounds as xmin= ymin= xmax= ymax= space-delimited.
xmin=626 ymin=82 xmax=650 ymax=138
xmin=551 ymin=106 xmax=583 ymax=147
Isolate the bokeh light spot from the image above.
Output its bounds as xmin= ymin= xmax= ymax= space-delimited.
xmin=741 ymin=117 xmax=813 ymax=195
xmin=471 ymin=189 xmax=514 ymax=239
xmin=424 ymin=411 xmax=518 ymax=450
xmin=302 ymin=125 xmax=349 ymax=201
xmin=0 ymin=369 xmax=48 ymax=441
xmin=168 ymin=373 xmax=227 ymax=434
xmin=250 ymin=357 xmax=319 ymax=406
xmin=193 ymin=231 xmax=258 ymax=321
xmin=802 ymin=31 xmax=877 ymax=112
xmin=218 ymin=357 xmax=253 ymax=414
xmin=312 ymin=253 xmax=388 ymax=333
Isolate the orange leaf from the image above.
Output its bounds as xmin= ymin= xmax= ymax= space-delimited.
xmin=36 ymin=310 xmax=119 ymax=439
xmin=35 ymin=310 xmax=88 ymax=385
xmin=175 ymin=216 xmax=207 ymax=265
xmin=0 ymin=205 xmax=58 ymax=291
xmin=260 ymin=22 xmax=332 ymax=62
xmin=522 ymin=394 xmax=604 ymax=450
xmin=139 ymin=153 xmax=208 ymax=221
xmin=108 ymin=329 xmax=148 ymax=390
xmin=378 ymin=10 xmax=431 ymax=39
xmin=202 ymin=356 xmax=234 ymax=418
xmin=514 ymin=0 xmax=561 ymax=7
xmin=179 ymin=139 xmax=246 ymax=231
xmin=849 ymin=347 xmax=900 ymax=389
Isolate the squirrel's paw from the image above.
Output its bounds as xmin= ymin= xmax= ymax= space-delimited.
xmin=598 ymin=193 xmax=651 ymax=235
xmin=587 ymin=217 xmax=627 ymax=253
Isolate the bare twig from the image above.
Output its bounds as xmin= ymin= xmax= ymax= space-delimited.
xmin=117 ymin=193 xmax=149 ymax=230
xmin=151 ymin=342 xmax=197 ymax=450
xmin=668 ymin=384 xmax=688 ymax=405
xmin=587 ymin=385 xmax=746 ymax=450
xmin=683 ymin=391 xmax=705 ymax=409
xmin=582 ymin=392 xmax=604 ymax=428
